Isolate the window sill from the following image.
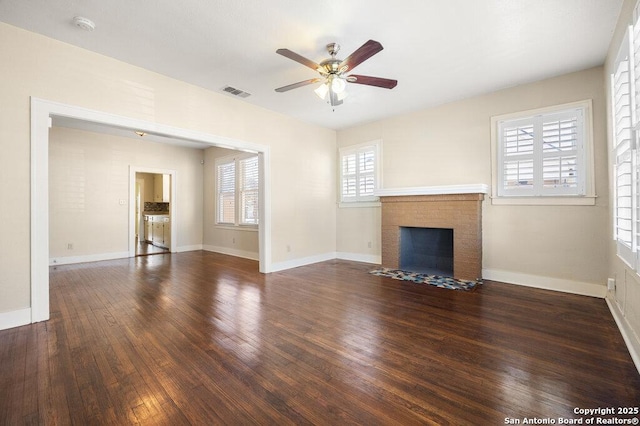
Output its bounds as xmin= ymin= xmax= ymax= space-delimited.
xmin=617 ymin=253 xmax=635 ymax=271
xmin=214 ymin=224 xmax=259 ymax=232
xmin=339 ymin=201 xmax=381 ymax=208
xmin=491 ymin=195 xmax=597 ymax=206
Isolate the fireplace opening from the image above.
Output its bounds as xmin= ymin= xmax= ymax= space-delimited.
xmin=399 ymin=227 xmax=454 ymax=276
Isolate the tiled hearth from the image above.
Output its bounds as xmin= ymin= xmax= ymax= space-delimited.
xmin=376 ymin=185 xmax=488 ymax=281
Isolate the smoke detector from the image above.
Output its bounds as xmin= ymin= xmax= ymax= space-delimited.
xmin=73 ymin=16 xmax=95 ymax=31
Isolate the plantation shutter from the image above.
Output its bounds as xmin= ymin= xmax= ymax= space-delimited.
xmin=358 ymin=149 xmax=376 ymax=197
xmin=612 ymin=28 xmax=635 ymax=268
xmin=239 ymin=156 xmax=259 ymax=225
xmin=217 ymin=161 xmax=236 ymax=224
xmin=340 ymin=143 xmax=379 ymax=202
xmin=632 ymin=17 xmax=640 ymax=268
xmin=540 ymin=109 xmax=582 ymax=194
xmin=498 ymin=110 xmax=584 ymax=197
xmin=342 ymin=152 xmax=357 ymax=199
xmin=500 ymin=118 xmax=535 ymax=194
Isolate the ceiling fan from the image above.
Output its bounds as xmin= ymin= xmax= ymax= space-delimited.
xmin=275 ymin=39 xmax=398 ymax=107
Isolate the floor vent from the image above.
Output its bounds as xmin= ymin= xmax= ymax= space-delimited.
xmin=221 ymin=85 xmax=251 ymax=98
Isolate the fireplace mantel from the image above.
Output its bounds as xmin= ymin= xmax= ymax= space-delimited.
xmin=374 ymin=184 xmax=489 ymax=197
xmin=378 ymin=186 xmax=485 ymax=281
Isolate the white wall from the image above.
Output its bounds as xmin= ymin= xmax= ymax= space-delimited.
xmin=0 ymin=22 xmax=336 ymax=318
xmin=337 ymin=66 xmax=609 ymax=296
xmin=605 ymin=0 xmax=640 ymax=368
xmin=49 ymin=126 xmax=204 ymax=261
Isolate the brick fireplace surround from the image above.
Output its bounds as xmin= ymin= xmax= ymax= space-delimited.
xmin=376 ymin=185 xmax=488 ymax=281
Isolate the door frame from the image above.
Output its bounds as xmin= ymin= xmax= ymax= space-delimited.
xmin=136 ymin=177 xmax=145 ymax=243
xmin=130 ymin=168 xmax=176 ymax=256
xmin=31 ymin=97 xmax=272 ymax=323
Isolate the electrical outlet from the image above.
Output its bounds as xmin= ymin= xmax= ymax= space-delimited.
xmin=286 ymin=245 xmax=291 ymax=252
xmin=119 ymin=199 xmax=126 ymax=205
xmin=67 ymin=243 xmax=73 ymax=250
xmin=367 ymin=241 xmax=372 ymax=248
xmin=607 ymin=278 xmax=616 ymax=291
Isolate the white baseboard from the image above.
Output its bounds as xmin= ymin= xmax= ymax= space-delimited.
xmin=49 ymin=247 xmax=205 ymax=265
xmin=269 ymin=252 xmax=337 ymax=272
xmin=50 ymin=251 xmax=130 ymax=266
xmin=203 ymin=245 xmax=259 ymax=261
xmin=482 ymin=268 xmax=607 ymax=298
xmin=606 ymin=296 xmax=640 ymax=374
xmin=336 ymin=252 xmax=381 ymax=265
xmin=176 ymin=244 xmax=203 ymax=253
xmin=0 ymin=308 xmax=31 ymax=331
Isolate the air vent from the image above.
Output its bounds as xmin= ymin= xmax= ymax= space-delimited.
xmin=221 ymin=85 xmax=251 ymax=98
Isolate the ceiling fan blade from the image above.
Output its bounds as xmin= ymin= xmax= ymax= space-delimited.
xmin=276 ymin=48 xmax=321 ymax=71
xmin=339 ymin=40 xmax=383 ymax=72
xmin=348 ymin=74 xmax=398 ymax=89
xmin=275 ymin=78 xmax=323 ymax=92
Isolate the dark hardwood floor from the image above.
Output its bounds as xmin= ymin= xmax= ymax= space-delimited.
xmin=1 ymin=252 xmax=639 ymax=425
xmin=135 ymin=239 xmax=169 ymax=256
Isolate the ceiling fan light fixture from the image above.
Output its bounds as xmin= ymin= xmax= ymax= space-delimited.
xmin=330 ymin=76 xmax=346 ymax=94
xmin=275 ymin=39 xmax=397 ymax=106
xmin=314 ymin=82 xmax=329 ymax=100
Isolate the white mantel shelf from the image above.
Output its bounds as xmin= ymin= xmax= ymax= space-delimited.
xmin=374 ymin=184 xmax=489 ymax=197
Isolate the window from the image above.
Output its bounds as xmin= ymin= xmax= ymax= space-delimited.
xmin=491 ymin=100 xmax=594 ymax=205
xmin=611 ymin=24 xmax=637 ymax=268
xmin=216 ymin=154 xmax=259 ymax=226
xmin=339 ymin=140 xmax=381 ymax=205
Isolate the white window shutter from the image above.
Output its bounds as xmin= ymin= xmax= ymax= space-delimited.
xmin=612 ymin=27 xmax=636 ymax=268
xmin=239 ymin=156 xmax=259 ymax=225
xmin=358 ymin=150 xmax=376 ymax=196
xmin=500 ymin=119 xmax=535 ymax=194
xmin=497 ymin=108 xmax=585 ymax=197
xmin=342 ymin=153 xmax=357 ymax=199
xmin=215 ymin=154 xmax=260 ymax=226
xmin=540 ymin=110 xmax=582 ymax=195
xmin=339 ymin=141 xmax=381 ymax=203
xmin=217 ymin=161 xmax=236 ymax=224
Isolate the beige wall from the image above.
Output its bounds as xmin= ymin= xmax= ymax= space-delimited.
xmin=49 ymin=127 xmax=204 ymax=260
xmin=337 ymin=66 xmax=609 ymax=293
xmin=605 ymin=0 xmax=640 ymax=364
xmin=0 ymin=22 xmax=336 ymax=315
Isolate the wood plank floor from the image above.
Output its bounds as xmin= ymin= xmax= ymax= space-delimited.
xmin=135 ymin=239 xmax=169 ymax=256
xmin=1 ymin=251 xmax=639 ymax=425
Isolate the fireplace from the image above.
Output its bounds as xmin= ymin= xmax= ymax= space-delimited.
xmin=399 ymin=227 xmax=454 ymax=276
xmin=376 ymin=185 xmax=487 ymax=281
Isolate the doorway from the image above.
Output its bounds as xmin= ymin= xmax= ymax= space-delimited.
xmin=135 ymin=172 xmax=171 ymax=256
xmin=130 ymin=168 xmax=175 ymax=258
xmin=31 ymin=98 xmax=272 ymax=324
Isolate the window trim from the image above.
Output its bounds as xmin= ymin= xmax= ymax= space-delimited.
xmin=490 ymin=100 xmax=596 ymax=206
xmin=214 ymin=152 xmax=259 ymax=228
xmin=338 ymin=140 xmax=382 ymax=208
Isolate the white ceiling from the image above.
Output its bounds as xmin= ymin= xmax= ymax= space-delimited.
xmin=0 ymin=0 xmax=623 ymax=130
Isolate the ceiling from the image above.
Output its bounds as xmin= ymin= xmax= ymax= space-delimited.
xmin=0 ymin=0 xmax=624 ymax=130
